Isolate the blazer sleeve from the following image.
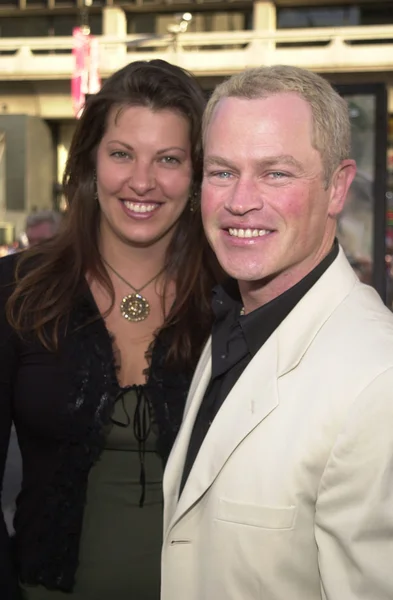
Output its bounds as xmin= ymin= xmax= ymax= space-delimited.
xmin=0 ymin=255 xmax=21 ymax=599
xmin=315 ymin=366 xmax=393 ymax=600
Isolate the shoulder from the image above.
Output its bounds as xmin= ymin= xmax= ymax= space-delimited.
xmin=0 ymin=250 xmax=41 ymax=282
xmin=0 ymin=250 xmax=47 ymax=292
xmin=335 ymin=281 xmax=393 ymax=344
xmin=0 ymin=253 xmax=21 ymax=309
xmin=303 ymin=281 xmax=393 ymax=407
xmin=0 ymin=251 xmax=45 ymax=330
xmin=0 ymin=252 xmax=19 ymax=283
xmin=0 ymin=255 xmax=20 ymax=350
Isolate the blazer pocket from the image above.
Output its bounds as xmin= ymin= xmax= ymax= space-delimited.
xmin=216 ymin=498 xmax=296 ymax=530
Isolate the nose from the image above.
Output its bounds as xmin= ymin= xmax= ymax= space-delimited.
xmin=225 ymin=177 xmax=263 ymax=215
xmin=128 ymin=160 xmax=155 ymax=195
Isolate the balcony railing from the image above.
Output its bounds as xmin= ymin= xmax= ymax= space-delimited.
xmin=0 ymin=24 xmax=393 ymax=80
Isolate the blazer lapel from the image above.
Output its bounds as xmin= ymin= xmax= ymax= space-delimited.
xmin=163 ymin=339 xmax=212 ymax=531
xmin=168 ymin=333 xmax=279 ymax=531
xmin=276 ymin=247 xmax=358 ymax=376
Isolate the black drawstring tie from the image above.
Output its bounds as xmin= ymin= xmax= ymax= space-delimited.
xmin=111 ymin=384 xmax=151 ymax=507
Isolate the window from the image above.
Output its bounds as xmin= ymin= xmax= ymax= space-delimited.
xmin=277 ymin=6 xmax=360 ymax=29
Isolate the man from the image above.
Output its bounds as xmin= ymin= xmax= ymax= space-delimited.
xmin=25 ymin=209 xmax=62 ymax=246
xmin=161 ymin=65 xmax=393 ymax=600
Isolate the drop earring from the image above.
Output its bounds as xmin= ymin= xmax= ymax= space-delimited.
xmin=93 ymin=171 xmax=98 ymax=201
xmin=189 ymin=190 xmax=198 ymax=213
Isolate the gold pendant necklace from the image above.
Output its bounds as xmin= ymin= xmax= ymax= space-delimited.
xmin=102 ymin=258 xmax=166 ymax=323
xmin=120 ymin=293 xmax=150 ymax=323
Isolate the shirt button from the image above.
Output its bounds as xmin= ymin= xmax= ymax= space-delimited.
xmin=221 ymin=354 xmax=227 ymax=359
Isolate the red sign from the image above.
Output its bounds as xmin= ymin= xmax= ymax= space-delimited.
xmin=72 ymin=27 xmax=101 ymax=119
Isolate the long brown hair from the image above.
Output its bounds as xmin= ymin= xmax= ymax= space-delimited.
xmin=6 ymin=59 xmax=220 ymax=369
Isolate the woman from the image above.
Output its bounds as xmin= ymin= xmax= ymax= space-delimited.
xmin=0 ymin=59 xmax=219 ymax=599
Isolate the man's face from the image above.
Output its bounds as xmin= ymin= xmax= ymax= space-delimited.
xmin=26 ymin=221 xmax=56 ymax=246
xmin=202 ymin=93 xmax=355 ymax=303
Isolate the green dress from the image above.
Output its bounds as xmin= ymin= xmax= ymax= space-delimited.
xmin=21 ymin=386 xmax=164 ymax=600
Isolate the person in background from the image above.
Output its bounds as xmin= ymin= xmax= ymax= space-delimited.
xmin=337 ymin=171 xmax=373 ymax=284
xmin=0 ymin=59 xmax=219 ymax=600
xmin=25 ymin=209 xmax=62 ymax=247
xmin=161 ymin=65 xmax=393 ymax=600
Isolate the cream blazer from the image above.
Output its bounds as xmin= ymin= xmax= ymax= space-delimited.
xmin=161 ymin=248 xmax=393 ymax=600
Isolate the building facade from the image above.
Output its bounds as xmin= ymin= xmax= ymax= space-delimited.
xmin=0 ymin=0 xmax=392 ymax=299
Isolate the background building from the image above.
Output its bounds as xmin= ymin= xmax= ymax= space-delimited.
xmin=0 ymin=0 xmax=392 ymax=298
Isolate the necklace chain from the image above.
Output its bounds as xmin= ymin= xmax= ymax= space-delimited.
xmin=101 ymin=257 xmax=166 ymax=294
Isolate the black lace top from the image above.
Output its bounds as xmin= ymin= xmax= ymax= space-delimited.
xmin=0 ymin=253 xmax=191 ymax=593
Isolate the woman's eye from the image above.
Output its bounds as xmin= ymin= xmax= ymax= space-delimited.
xmin=160 ymin=156 xmax=180 ymax=165
xmin=111 ymin=151 xmax=129 ymax=159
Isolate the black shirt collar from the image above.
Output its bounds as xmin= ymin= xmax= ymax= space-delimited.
xmin=212 ymin=240 xmax=339 ymax=358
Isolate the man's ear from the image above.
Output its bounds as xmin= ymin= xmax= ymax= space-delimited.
xmin=328 ymin=159 xmax=357 ymax=217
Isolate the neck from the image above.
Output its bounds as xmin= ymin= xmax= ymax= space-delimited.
xmin=98 ymin=232 xmax=168 ymax=281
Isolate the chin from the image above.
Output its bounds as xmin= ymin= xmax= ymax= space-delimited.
xmin=216 ymin=257 xmax=264 ymax=282
xmin=219 ymin=264 xmax=250 ymax=281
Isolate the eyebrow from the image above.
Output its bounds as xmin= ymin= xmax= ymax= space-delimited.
xmin=260 ymin=155 xmax=304 ymax=170
xmin=106 ymin=140 xmax=187 ymax=154
xmin=204 ymin=154 xmax=303 ymax=171
xmin=156 ymin=147 xmax=187 ymax=155
xmin=204 ymin=156 xmax=238 ymax=170
xmin=106 ymin=140 xmax=133 ymax=150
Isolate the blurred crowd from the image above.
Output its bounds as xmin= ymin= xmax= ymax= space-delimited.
xmin=0 ymin=209 xmax=62 ymax=256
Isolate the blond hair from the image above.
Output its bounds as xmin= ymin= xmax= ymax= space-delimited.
xmin=203 ymin=65 xmax=351 ymax=186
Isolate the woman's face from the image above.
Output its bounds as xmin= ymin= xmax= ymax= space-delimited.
xmin=96 ymin=104 xmax=193 ymax=251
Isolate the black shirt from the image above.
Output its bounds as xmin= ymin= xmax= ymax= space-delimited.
xmin=179 ymin=242 xmax=339 ymax=494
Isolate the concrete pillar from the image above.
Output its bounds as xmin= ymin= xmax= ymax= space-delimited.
xmin=253 ymin=1 xmax=276 ymax=31
xmin=102 ymin=6 xmax=127 ymax=37
xmin=388 ymin=86 xmax=393 ymax=114
xmin=101 ymin=7 xmax=127 ymax=70
xmin=250 ymin=1 xmax=277 ymax=64
xmin=57 ymin=122 xmax=76 ymax=184
xmin=0 ymin=115 xmax=55 ymax=236
xmin=0 ymin=131 xmax=5 ymax=220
